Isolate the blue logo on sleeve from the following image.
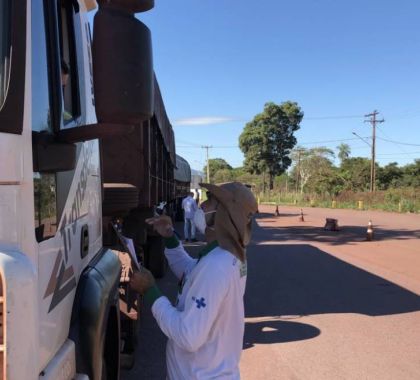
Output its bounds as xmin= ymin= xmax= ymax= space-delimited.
xmin=192 ymin=296 xmax=206 ymax=309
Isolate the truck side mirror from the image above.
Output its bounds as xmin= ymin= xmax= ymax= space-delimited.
xmin=96 ymin=0 xmax=154 ymax=13
xmin=93 ymin=6 xmax=154 ymax=125
xmin=32 ymin=133 xmax=77 ymax=173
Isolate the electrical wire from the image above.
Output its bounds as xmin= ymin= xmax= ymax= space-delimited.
xmin=178 ymin=137 xmax=372 ymax=150
xmin=376 ymin=125 xmax=415 ymax=160
xmin=376 ymin=136 xmax=420 ymax=147
xmin=303 ymin=115 xmax=363 ymax=120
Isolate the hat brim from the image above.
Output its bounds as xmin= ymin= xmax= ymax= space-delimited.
xmin=199 ymin=182 xmax=233 ymax=206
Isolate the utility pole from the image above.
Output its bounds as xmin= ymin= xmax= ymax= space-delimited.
xmin=364 ymin=110 xmax=384 ymax=192
xmin=202 ymin=145 xmax=212 ymax=183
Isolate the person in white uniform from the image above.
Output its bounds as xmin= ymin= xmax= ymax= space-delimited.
xmin=130 ymin=182 xmax=258 ymax=379
xmin=182 ymin=192 xmax=198 ymax=242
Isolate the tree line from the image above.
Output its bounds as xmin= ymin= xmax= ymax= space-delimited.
xmin=205 ymin=154 xmax=420 ymax=195
xmin=203 ymin=101 xmax=419 ymax=195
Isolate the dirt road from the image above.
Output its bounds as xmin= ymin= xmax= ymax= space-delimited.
xmin=123 ymin=206 xmax=420 ymax=379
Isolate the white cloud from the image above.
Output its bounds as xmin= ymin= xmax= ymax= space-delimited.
xmin=173 ymin=116 xmax=237 ymax=126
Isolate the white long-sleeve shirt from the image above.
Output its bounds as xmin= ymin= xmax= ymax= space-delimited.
xmin=182 ymin=195 xmax=198 ymax=219
xmin=150 ymin=238 xmax=247 ymax=379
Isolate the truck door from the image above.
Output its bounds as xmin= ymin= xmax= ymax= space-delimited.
xmin=32 ymin=0 xmax=101 ymax=369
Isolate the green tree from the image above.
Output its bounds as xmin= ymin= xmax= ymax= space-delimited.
xmin=401 ymin=159 xmax=420 ymax=187
xmin=291 ymin=147 xmax=337 ymax=194
xmin=231 ymin=167 xmax=246 ymax=179
xmin=203 ymin=158 xmax=232 ymax=182
xmin=377 ymin=162 xmax=403 ymax=189
xmin=239 ymin=101 xmax=303 ymax=190
xmin=339 ymin=157 xmax=372 ymax=191
xmin=213 ymin=168 xmax=234 ymax=183
xmin=337 ymin=143 xmax=351 ymax=164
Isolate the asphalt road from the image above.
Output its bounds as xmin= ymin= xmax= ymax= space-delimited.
xmin=123 ymin=206 xmax=420 ymax=380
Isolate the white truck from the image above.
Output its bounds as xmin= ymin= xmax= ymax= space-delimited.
xmin=0 ymin=0 xmax=180 ymax=378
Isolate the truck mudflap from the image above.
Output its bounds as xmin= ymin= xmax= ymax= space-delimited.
xmin=0 ymin=249 xmax=38 ymax=380
xmin=69 ymin=249 xmax=121 ymax=380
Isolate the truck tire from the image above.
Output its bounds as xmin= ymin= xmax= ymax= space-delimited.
xmin=103 ymin=183 xmax=139 ymax=216
xmin=101 ymin=359 xmax=108 ymax=380
xmin=102 ymin=307 xmax=120 ymax=380
xmin=69 ymin=249 xmax=121 ymax=380
xmin=146 ymin=236 xmax=167 ymax=278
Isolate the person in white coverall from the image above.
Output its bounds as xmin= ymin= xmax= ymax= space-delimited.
xmin=182 ymin=192 xmax=198 ymax=242
xmin=130 ymin=182 xmax=258 ymax=379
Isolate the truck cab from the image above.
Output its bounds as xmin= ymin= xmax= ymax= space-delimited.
xmin=0 ymin=0 xmax=176 ymax=379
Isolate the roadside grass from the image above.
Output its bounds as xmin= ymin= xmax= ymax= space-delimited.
xmin=257 ymin=188 xmax=420 ymax=213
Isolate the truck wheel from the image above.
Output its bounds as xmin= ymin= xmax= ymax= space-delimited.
xmin=101 ymin=360 xmax=108 ymax=380
xmin=102 ymin=307 xmax=120 ymax=380
xmin=120 ymin=318 xmax=137 ymax=370
xmin=146 ymin=236 xmax=167 ymax=278
xmin=103 ymin=183 xmax=139 ymax=216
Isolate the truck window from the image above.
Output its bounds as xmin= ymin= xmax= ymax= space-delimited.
xmin=32 ymin=2 xmax=57 ymax=242
xmin=58 ymin=0 xmax=80 ymax=124
xmin=32 ymin=0 xmax=52 ymax=133
xmin=0 ymin=0 xmax=11 ymax=110
xmin=34 ymin=173 xmax=57 ymax=242
xmin=32 ymin=1 xmax=82 ymax=242
xmin=0 ymin=0 xmax=26 ymax=134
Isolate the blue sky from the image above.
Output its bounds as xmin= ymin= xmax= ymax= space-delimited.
xmin=91 ymin=1 xmax=420 ymax=171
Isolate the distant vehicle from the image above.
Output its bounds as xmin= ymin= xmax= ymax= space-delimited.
xmin=191 ymin=169 xmax=205 ymax=189
xmin=174 ymin=155 xmax=192 ymax=220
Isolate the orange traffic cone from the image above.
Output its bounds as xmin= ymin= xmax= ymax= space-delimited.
xmin=299 ymin=209 xmax=305 ymax=222
xmin=275 ymin=205 xmax=280 ymax=216
xmin=366 ymin=220 xmax=374 ymax=241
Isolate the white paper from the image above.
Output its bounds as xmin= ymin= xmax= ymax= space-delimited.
xmin=122 ymin=235 xmax=141 ymax=271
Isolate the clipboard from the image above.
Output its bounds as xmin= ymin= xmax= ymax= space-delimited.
xmin=110 ymin=222 xmax=141 ymax=271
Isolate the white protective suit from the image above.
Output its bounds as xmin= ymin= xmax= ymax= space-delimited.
xmin=144 ymin=182 xmax=257 ymax=379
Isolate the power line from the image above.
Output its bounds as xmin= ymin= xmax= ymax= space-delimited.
xmin=174 ymin=112 xmax=419 ymax=128
xmin=299 ymin=137 xmax=368 ymax=145
xmin=377 ymin=151 xmax=420 ymax=156
xmin=178 ymin=137 xmax=372 ymax=150
xmin=376 ymin=136 xmax=420 ymax=147
xmin=177 ymin=145 xmax=238 ymax=148
xmin=375 ymin=125 xmax=418 ymax=161
xmin=176 ymin=139 xmax=202 ymax=147
xmin=304 ymin=115 xmax=363 ymax=120
xmin=303 ymin=112 xmax=419 ymax=122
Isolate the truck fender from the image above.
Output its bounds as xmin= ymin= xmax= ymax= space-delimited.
xmin=69 ymin=249 xmax=121 ymax=380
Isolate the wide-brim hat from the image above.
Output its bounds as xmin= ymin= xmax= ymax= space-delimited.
xmin=199 ymin=182 xmax=258 ymax=261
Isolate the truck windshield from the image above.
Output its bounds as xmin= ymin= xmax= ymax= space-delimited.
xmin=0 ymin=0 xmax=11 ymax=110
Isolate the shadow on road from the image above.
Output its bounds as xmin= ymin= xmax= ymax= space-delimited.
xmin=243 ymin=235 xmax=420 ymax=348
xmin=243 ymin=319 xmax=320 ymax=349
xmin=257 ymin=212 xmax=301 ymax=219
xmin=255 ymin=222 xmax=420 ymax=246
xmin=245 ymin=241 xmax=420 ymax=319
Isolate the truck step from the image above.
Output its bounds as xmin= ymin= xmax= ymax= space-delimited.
xmin=74 ymin=374 xmax=89 ymax=380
